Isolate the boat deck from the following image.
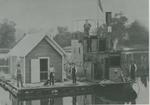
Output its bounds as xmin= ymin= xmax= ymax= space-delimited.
xmin=0 ymin=78 xmax=130 ymax=101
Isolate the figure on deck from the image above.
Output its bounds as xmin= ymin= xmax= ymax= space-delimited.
xmin=16 ymin=64 xmax=23 ymax=88
xmin=49 ymin=64 xmax=55 ymax=85
xmin=71 ymin=63 xmax=77 ymax=84
xmin=129 ymin=62 xmax=137 ymax=81
xmin=84 ymin=19 xmax=91 ymax=36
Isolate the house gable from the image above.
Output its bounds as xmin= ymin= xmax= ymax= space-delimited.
xmin=25 ymin=38 xmax=62 ymax=83
xmin=9 ymin=33 xmax=66 ymax=57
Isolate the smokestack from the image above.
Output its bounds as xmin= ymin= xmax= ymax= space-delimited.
xmin=106 ymin=12 xmax=112 ymax=26
xmin=105 ymin=12 xmax=112 ymax=50
xmin=106 ymin=12 xmax=112 ymax=33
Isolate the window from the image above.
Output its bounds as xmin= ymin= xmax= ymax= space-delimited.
xmin=91 ymin=38 xmax=98 ymax=52
xmin=40 ymin=58 xmax=48 ymax=81
xmin=0 ymin=58 xmax=9 ymax=74
xmin=99 ymin=38 xmax=106 ymax=51
xmin=87 ymin=38 xmax=98 ymax=52
xmin=109 ymin=55 xmax=121 ymax=67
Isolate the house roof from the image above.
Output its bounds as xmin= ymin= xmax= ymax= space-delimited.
xmin=9 ymin=33 xmax=66 ymax=57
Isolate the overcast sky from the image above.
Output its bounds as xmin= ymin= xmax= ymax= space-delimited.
xmin=0 ymin=0 xmax=148 ymax=34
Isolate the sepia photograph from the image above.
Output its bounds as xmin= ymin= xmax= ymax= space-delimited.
xmin=0 ymin=0 xmax=149 ymax=105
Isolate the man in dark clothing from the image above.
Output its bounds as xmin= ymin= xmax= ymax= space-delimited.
xmin=16 ymin=64 xmax=23 ymax=88
xmin=129 ymin=62 xmax=137 ymax=80
xmin=48 ymin=64 xmax=55 ymax=85
xmin=84 ymin=19 xmax=91 ymax=36
xmin=71 ymin=63 xmax=77 ymax=84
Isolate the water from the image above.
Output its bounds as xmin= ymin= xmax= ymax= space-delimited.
xmin=0 ymin=76 xmax=149 ymax=105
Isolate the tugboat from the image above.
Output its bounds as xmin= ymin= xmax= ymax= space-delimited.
xmin=78 ymin=12 xmax=136 ymax=94
xmin=80 ymin=12 xmax=137 ymax=100
xmin=82 ymin=12 xmax=126 ymax=83
xmin=70 ymin=12 xmax=136 ymax=97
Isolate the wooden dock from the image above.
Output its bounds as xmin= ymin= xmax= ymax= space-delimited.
xmin=0 ymin=79 xmax=98 ymax=100
xmin=0 ymin=79 xmax=130 ymax=101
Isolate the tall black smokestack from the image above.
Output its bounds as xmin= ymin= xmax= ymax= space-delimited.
xmin=106 ymin=12 xmax=112 ymax=26
xmin=105 ymin=12 xmax=112 ymax=50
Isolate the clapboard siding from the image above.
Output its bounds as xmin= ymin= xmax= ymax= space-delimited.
xmin=25 ymin=38 xmax=62 ymax=83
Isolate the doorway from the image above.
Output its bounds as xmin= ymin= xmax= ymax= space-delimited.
xmin=105 ymin=58 xmax=110 ymax=79
xmin=93 ymin=63 xmax=102 ymax=80
xmin=39 ymin=58 xmax=49 ymax=82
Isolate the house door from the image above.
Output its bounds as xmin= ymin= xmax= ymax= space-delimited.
xmin=93 ymin=63 xmax=101 ymax=80
xmin=40 ymin=58 xmax=49 ymax=82
xmin=31 ymin=59 xmax=40 ymax=83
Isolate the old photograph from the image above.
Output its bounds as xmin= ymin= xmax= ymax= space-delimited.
xmin=0 ymin=0 xmax=149 ymax=105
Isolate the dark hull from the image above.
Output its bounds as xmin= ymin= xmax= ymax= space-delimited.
xmin=94 ymin=82 xmax=137 ymax=102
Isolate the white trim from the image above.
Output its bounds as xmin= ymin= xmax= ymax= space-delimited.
xmin=23 ymin=57 xmax=26 ymax=84
xmin=62 ymin=56 xmax=65 ymax=81
xmin=47 ymin=36 xmax=66 ymax=54
xmin=45 ymin=36 xmax=66 ymax=56
xmin=9 ymin=35 xmax=66 ymax=57
xmin=0 ymin=65 xmax=9 ymax=67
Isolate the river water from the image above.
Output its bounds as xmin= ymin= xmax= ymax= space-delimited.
xmin=0 ymin=75 xmax=149 ymax=105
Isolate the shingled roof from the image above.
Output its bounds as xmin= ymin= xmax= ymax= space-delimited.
xmin=9 ymin=33 xmax=66 ymax=57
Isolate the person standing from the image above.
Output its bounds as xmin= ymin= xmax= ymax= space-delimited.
xmin=49 ymin=64 xmax=55 ymax=85
xmin=84 ymin=19 xmax=91 ymax=36
xmin=16 ymin=64 xmax=23 ymax=88
xmin=71 ymin=63 xmax=77 ymax=84
xmin=129 ymin=62 xmax=137 ymax=81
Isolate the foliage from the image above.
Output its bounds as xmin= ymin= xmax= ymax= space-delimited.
xmin=54 ymin=13 xmax=148 ymax=49
xmin=97 ymin=13 xmax=148 ymax=48
xmin=97 ymin=13 xmax=128 ymax=41
xmin=54 ymin=32 xmax=72 ymax=47
xmin=0 ymin=19 xmax=16 ymax=48
xmin=57 ymin=26 xmax=68 ymax=34
xmin=126 ymin=21 xmax=148 ymax=47
xmin=54 ymin=30 xmax=84 ymax=47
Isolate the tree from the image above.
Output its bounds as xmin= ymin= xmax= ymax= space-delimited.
xmin=97 ymin=13 xmax=148 ymax=49
xmin=127 ymin=21 xmax=148 ymax=48
xmin=54 ymin=14 xmax=148 ymax=49
xmin=54 ymin=32 xmax=72 ymax=47
xmin=54 ymin=26 xmax=84 ymax=47
xmin=97 ymin=13 xmax=128 ymax=49
xmin=0 ymin=19 xmax=16 ymax=48
xmin=57 ymin=26 xmax=68 ymax=34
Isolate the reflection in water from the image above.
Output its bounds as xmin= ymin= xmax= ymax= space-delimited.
xmin=94 ymin=86 xmax=137 ymax=104
xmin=140 ymin=76 xmax=148 ymax=88
xmin=72 ymin=96 xmax=77 ymax=105
xmin=131 ymin=100 xmax=136 ymax=104
xmin=40 ymin=97 xmax=55 ymax=105
xmin=49 ymin=97 xmax=54 ymax=105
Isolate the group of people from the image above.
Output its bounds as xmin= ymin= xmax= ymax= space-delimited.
xmin=16 ymin=63 xmax=78 ymax=88
xmin=46 ymin=63 xmax=77 ymax=86
xmin=16 ymin=60 xmax=137 ymax=88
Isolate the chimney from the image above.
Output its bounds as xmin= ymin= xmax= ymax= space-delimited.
xmin=106 ymin=12 xmax=112 ymax=26
xmin=106 ymin=12 xmax=112 ymax=50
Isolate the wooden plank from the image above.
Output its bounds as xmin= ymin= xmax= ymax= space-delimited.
xmin=0 ymin=78 xmax=130 ymax=101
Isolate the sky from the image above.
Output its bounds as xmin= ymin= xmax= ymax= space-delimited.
xmin=0 ymin=0 xmax=148 ymax=35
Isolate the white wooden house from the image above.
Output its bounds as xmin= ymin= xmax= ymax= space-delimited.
xmin=8 ymin=33 xmax=66 ymax=84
